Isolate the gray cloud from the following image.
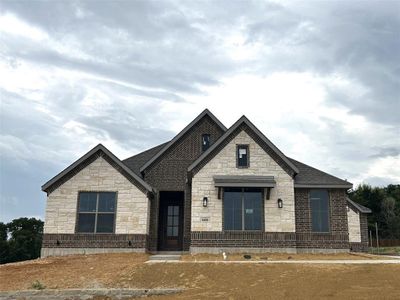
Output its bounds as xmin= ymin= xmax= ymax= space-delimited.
xmin=1 ymin=0 xmax=399 ymax=222
xmin=246 ymin=2 xmax=400 ymax=125
xmin=369 ymin=147 xmax=400 ymax=159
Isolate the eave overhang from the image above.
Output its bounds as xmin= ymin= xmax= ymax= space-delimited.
xmin=294 ymin=183 xmax=353 ymax=189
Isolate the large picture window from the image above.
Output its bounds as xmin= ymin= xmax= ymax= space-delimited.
xmin=223 ymin=187 xmax=262 ymax=231
xmin=77 ymin=192 xmax=116 ymax=233
xmin=310 ymin=189 xmax=330 ymax=232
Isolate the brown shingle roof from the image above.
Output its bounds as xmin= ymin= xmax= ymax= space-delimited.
xmin=123 ymin=143 xmax=352 ymax=188
xmin=288 ymin=158 xmax=352 ymax=188
xmin=347 ymin=197 xmax=372 ymax=213
xmin=123 ymin=142 xmax=168 ymax=176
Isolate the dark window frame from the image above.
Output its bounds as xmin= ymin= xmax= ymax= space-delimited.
xmin=222 ymin=187 xmax=264 ymax=231
xmin=166 ymin=205 xmax=180 ymax=237
xmin=201 ymin=134 xmax=211 ymax=152
xmin=75 ymin=191 xmax=118 ymax=234
xmin=236 ymin=144 xmax=250 ymax=168
xmin=309 ymin=189 xmax=330 ymax=233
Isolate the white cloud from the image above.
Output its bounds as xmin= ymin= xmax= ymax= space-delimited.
xmin=361 ymin=155 xmax=400 ymax=185
xmin=0 ymin=13 xmax=48 ymax=41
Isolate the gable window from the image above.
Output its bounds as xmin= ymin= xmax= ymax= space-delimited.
xmin=77 ymin=192 xmax=116 ymax=233
xmin=310 ymin=189 xmax=330 ymax=232
xmin=237 ymin=145 xmax=249 ymax=168
xmin=202 ymin=134 xmax=211 ymax=152
xmin=223 ymin=187 xmax=262 ymax=231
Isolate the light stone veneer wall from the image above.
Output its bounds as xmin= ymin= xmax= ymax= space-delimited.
xmin=347 ymin=206 xmax=361 ymax=242
xmin=192 ymin=130 xmax=295 ymax=232
xmin=44 ymin=156 xmax=149 ymax=234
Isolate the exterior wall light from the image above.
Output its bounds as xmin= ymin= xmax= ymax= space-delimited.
xmin=203 ymin=197 xmax=208 ymax=207
xmin=277 ymin=198 xmax=283 ymax=208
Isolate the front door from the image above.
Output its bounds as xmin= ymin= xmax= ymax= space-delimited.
xmin=158 ymin=191 xmax=184 ymax=251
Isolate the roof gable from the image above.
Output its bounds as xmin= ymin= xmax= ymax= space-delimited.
xmin=42 ymin=144 xmax=153 ymax=194
xmin=139 ymin=109 xmax=227 ymax=172
xmin=188 ymin=116 xmax=299 ymax=177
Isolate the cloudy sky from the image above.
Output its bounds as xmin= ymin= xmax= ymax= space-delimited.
xmin=0 ymin=0 xmax=399 ymax=222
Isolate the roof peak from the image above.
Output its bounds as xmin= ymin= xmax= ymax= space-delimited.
xmin=42 ymin=143 xmax=153 ymax=193
xmin=188 ymin=114 xmax=299 ymax=176
xmin=139 ymin=109 xmax=226 ymax=172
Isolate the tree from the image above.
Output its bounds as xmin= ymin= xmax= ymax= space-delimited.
xmin=0 ymin=218 xmax=44 ymax=264
xmin=349 ymin=184 xmax=400 ymax=240
xmin=0 ymin=222 xmax=9 ymax=264
xmin=381 ymin=196 xmax=400 ymax=238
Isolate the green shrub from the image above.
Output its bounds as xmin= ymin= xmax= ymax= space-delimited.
xmin=31 ymin=280 xmax=46 ymax=290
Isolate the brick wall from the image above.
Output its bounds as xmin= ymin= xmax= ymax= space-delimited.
xmin=191 ymin=231 xmax=296 ymax=248
xmin=295 ymin=189 xmax=349 ymax=249
xmin=42 ymin=233 xmax=147 ymax=248
xmin=143 ymin=115 xmax=225 ymax=251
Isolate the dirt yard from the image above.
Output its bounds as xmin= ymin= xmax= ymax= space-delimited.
xmin=1 ymin=253 xmax=399 ymax=299
xmin=181 ymin=252 xmax=387 ymax=261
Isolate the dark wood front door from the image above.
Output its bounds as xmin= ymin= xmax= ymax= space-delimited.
xmin=158 ymin=191 xmax=184 ymax=251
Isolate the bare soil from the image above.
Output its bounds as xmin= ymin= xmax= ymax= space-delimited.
xmin=181 ymin=252 xmax=387 ymax=261
xmin=0 ymin=253 xmax=149 ymax=291
xmin=1 ymin=253 xmax=399 ymax=299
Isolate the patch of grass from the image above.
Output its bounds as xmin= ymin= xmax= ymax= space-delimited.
xmin=369 ymin=247 xmax=400 ymax=255
xmin=31 ymin=280 xmax=46 ymax=290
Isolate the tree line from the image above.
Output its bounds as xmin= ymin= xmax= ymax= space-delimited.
xmin=348 ymin=184 xmax=400 ymax=239
xmin=0 ymin=218 xmax=43 ymax=264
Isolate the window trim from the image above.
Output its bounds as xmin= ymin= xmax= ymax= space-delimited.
xmin=75 ymin=191 xmax=118 ymax=234
xmin=222 ymin=187 xmax=264 ymax=232
xmin=236 ymin=144 xmax=250 ymax=168
xmin=309 ymin=189 xmax=330 ymax=233
xmin=201 ymin=134 xmax=211 ymax=152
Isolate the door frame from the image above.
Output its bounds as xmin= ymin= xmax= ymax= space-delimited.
xmin=157 ymin=191 xmax=184 ymax=251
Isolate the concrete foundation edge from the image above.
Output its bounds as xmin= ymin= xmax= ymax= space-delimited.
xmin=0 ymin=288 xmax=182 ymax=300
xmin=41 ymin=247 xmax=146 ymax=258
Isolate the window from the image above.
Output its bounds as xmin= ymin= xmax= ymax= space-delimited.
xmin=77 ymin=192 xmax=116 ymax=233
xmin=310 ymin=189 xmax=330 ymax=232
xmin=237 ymin=145 xmax=249 ymax=167
xmin=167 ymin=205 xmax=179 ymax=237
xmin=202 ymin=134 xmax=210 ymax=152
xmin=223 ymin=188 xmax=262 ymax=230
